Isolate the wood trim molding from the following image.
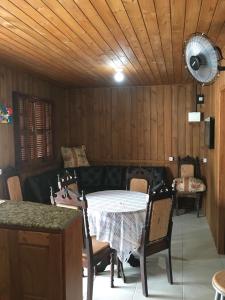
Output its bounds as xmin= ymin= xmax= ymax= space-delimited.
xmin=90 ymin=159 xmax=170 ymax=166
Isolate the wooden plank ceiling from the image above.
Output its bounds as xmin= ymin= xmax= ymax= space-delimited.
xmin=0 ymin=0 xmax=224 ymax=87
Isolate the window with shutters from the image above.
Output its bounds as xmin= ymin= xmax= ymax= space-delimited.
xmin=13 ymin=92 xmax=53 ymax=166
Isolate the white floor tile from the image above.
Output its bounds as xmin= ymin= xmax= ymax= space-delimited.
xmin=83 ymin=212 xmax=225 ymax=300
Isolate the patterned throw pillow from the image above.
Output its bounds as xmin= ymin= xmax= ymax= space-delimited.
xmin=173 ymin=177 xmax=206 ymax=193
xmin=73 ymin=145 xmax=90 ymax=167
xmin=61 ymin=146 xmax=77 ymax=168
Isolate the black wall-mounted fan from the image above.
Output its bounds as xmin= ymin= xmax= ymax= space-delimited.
xmin=184 ymin=33 xmax=225 ymax=85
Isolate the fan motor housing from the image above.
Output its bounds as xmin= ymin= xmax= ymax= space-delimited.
xmin=190 ymin=55 xmax=206 ymax=71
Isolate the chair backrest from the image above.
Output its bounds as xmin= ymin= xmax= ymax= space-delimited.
xmin=126 ymin=167 xmax=151 ymax=193
xmin=50 ymin=187 xmax=92 ymax=255
xmin=130 ymin=178 xmax=148 ymax=193
xmin=143 ymin=184 xmax=174 ymax=244
xmin=80 ymin=192 xmax=93 ymax=257
xmin=61 ymin=189 xmax=92 ymax=256
xmin=178 ymin=156 xmax=200 ymax=178
xmin=57 ymin=170 xmax=78 ymax=194
xmin=7 ymin=176 xmax=23 ymax=201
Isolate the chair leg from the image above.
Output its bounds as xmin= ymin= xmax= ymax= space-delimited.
xmin=87 ymin=266 xmax=94 ymax=300
xmin=215 ymin=291 xmax=221 ymax=300
xmin=94 ymin=266 xmax=98 ymax=276
xmin=140 ymin=254 xmax=148 ymax=297
xmin=196 ymin=193 xmax=201 ymax=218
xmin=175 ymin=194 xmax=179 ymax=216
xmin=110 ymin=251 xmax=115 ymax=288
xmin=166 ymin=246 xmax=173 ymax=284
xmin=117 ymin=256 xmax=121 ymax=278
xmin=115 ymin=252 xmax=126 ymax=282
xmin=118 ymin=259 xmax=126 ymax=283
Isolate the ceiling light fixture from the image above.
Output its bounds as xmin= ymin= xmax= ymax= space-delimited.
xmin=114 ymin=70 xmax=125 ymax=82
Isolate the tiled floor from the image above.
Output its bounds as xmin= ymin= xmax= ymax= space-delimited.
xmin=83 ymin=213 xmax=225 ymax=299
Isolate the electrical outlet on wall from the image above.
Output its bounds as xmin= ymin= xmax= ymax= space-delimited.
xmin=169 ymin=156 xmax=174 ymax=162
xmin=202 ymin=158 xmax=207 ymax=163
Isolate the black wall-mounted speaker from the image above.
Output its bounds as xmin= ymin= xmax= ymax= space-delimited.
xmin=205 ymin=117 xmax=214 ymax=149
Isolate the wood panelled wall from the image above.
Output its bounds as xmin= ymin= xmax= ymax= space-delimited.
xmin=69 ymin=83 xmax=225 ymax=253
xmin=68 ymin=82 xmax=225 ymax=254
xmin=67 ymin=84 xmax=204 ymax=170
xmin=203 ymin=72 xmax=225 ymax=253
xmin=0 ymin=64 xmax=67 ymax=197
xmin=0 ymin=61 xmax=223 ymax=254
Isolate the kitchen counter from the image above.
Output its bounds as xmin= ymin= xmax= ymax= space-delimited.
xmin=0 ymin=200 xmax=82 ymax=300
xmin=0 ymin=200 xmax=80 ymax=232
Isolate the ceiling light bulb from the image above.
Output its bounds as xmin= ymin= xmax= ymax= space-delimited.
xmin=114 ymin=71 xmax=124 ymax=82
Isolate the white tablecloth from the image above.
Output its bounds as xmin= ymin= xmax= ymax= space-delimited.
xmin=86 ymin=190 xmax=148 ymax=262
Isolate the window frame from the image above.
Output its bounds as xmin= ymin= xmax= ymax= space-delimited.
xmin=13 ymin=91 xmax=54 ymax=168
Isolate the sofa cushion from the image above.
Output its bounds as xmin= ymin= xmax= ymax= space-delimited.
xmin=103 ymin=166 xmax=126 ymax=189
xmin=23 ymin=168 xmax=60 ymax=204
xmin=76 ymin=166 xmax=104 ymax=192
xmin=74 ymin=145 xmax=90 ymax=167
xmin=126 ymin=166 xmax=167 ymax=189
xmin=23 ymin=165 xmax=168 ymax=204
xmin=61 ymin=145 xmax=89 ymax=168
xmin=61 ymin=146 xmax=77 ymax=168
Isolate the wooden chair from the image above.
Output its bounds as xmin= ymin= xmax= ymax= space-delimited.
xmin=2 ymin=167 xmax=23 ymax=201
xmin=212 ymin=270 xmax=225 ymax=300
xmin=51 ymin=187 xmax=115 ymax=300
xmin=173 ymin=156 xmax=206 ymax=217
xmin=7 ymin=176 xmax=23 ymax=201
xmin=81 ymin=192 xmax=115 ymax=299
xmin=138 ymin=183 xmax=175 ymax=297
xmin=126 ymin=167 xmax=151 ymax=194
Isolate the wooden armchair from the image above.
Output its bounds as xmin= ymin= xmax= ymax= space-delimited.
xmin=173 ymin=156 xmax=206 ymax=217
xmin=51 ymin=186 xmax=115 ymax=300
xmin=138 ymin=183 xmax=175 ymax=297
xmin=126 ymin=167 xmax=151 ymax=194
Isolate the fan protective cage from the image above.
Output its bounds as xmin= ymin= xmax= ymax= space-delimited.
xmin=184 ymin=33 xmax=221 ymax=84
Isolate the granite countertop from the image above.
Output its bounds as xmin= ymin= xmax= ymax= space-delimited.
xmin=0 ymin=200 xmax=81 ymax=233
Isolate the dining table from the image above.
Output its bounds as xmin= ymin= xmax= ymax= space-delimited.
xmin=55 ymin=189 xmax=149 ymax=262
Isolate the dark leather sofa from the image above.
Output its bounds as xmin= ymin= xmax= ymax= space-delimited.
xmin=23 ymin=165 xmax=168 ymax=204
